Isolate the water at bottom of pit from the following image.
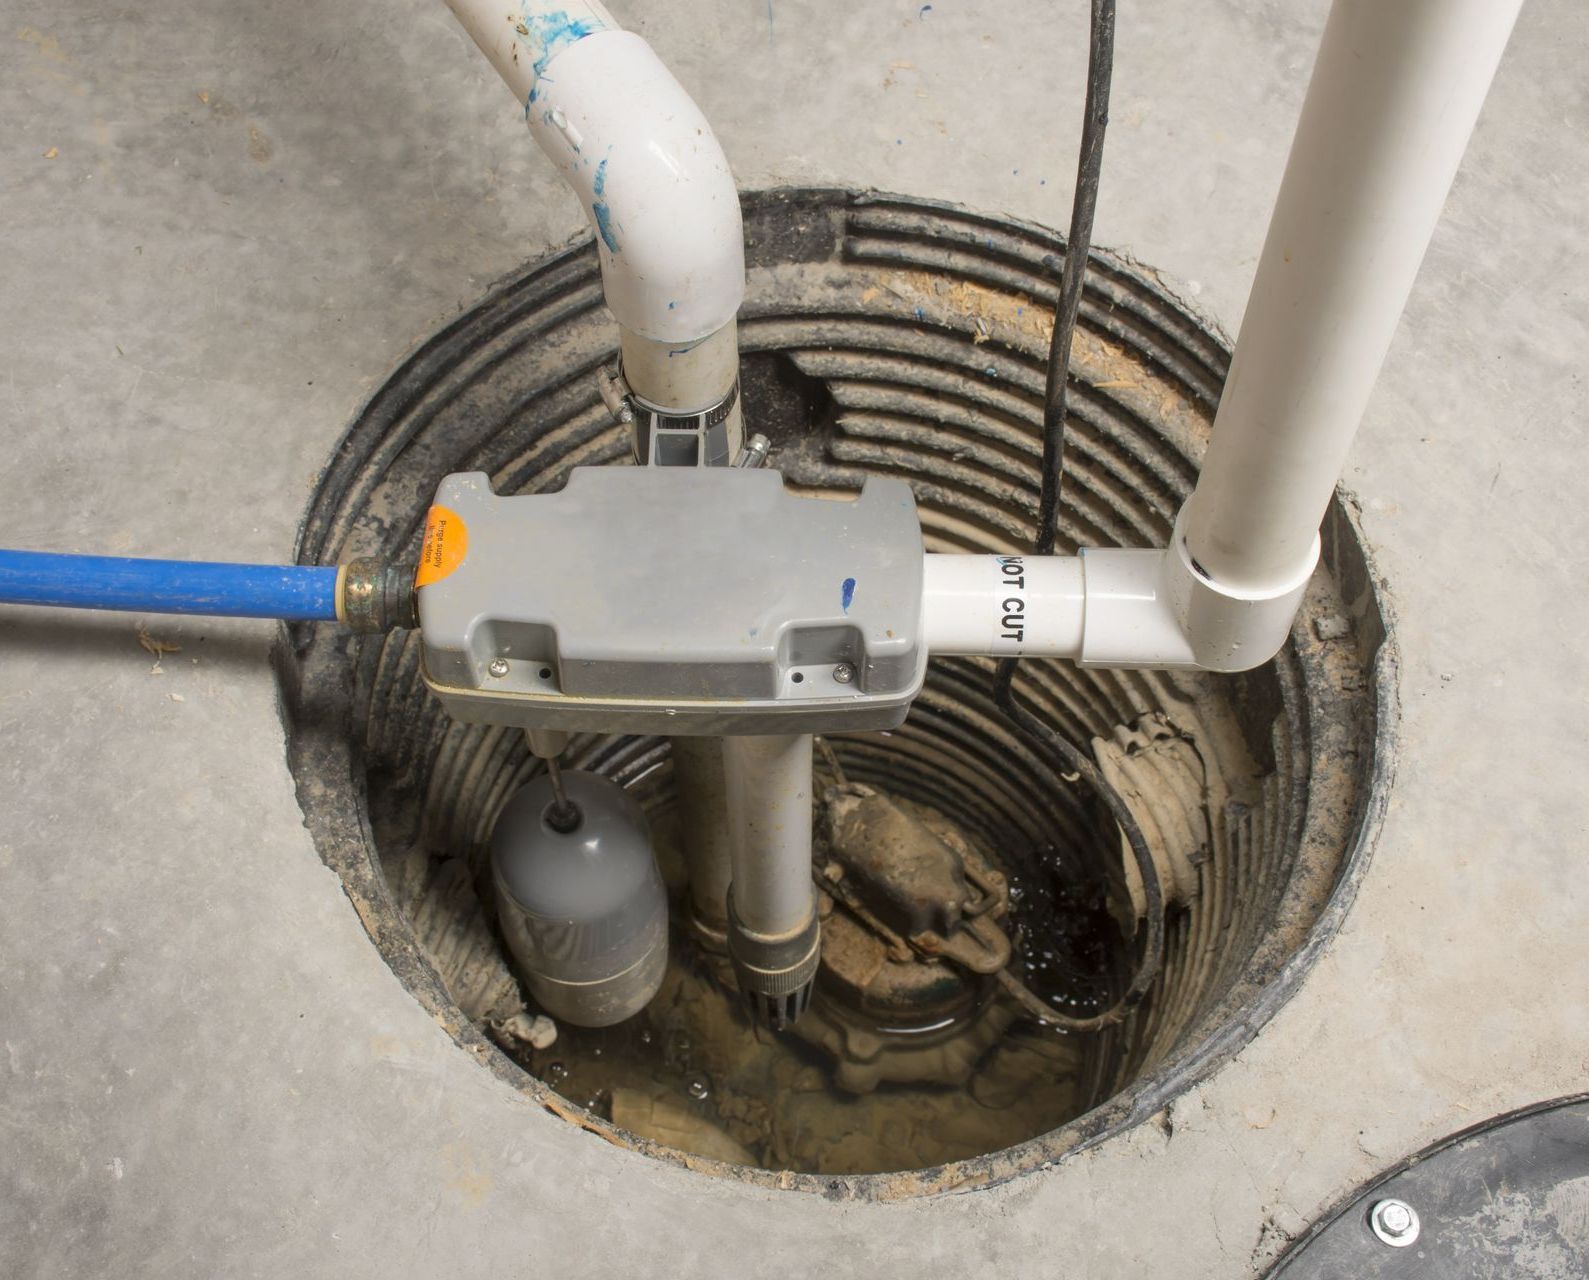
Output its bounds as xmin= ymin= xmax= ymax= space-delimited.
xmin=496 ymin=793 xmax=1122 ymax=1176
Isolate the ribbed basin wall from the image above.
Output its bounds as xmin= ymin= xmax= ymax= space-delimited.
xmin=293 ymin=189 xmax=1376 ymax=1122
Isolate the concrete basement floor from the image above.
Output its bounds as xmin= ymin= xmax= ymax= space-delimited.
xmin=2 ymin=1 xmax=1586 ymax=1275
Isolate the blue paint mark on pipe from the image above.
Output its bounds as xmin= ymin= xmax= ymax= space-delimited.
xmin=517 ymin=7 xmax=608 ymax=78
xmin=590 ymin=152 xmax=619 ymax=252
xmin=841 ymin=578 xmax=856 ymax=613
xmin=593 ymin=201 xmax=619 ymax=253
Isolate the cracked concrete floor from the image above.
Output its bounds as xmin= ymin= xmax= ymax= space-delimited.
xmin=2 ymin=1 xmax=1586 ymax=1276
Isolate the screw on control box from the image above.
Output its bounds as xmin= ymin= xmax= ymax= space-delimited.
xmin=415 ymin=467 xmax=927 ymax=736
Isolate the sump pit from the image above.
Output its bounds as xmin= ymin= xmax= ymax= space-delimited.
xmin=280 ymin=188 xmax=1393 ymax=1192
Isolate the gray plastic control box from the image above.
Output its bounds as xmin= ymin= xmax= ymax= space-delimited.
xmin=417 ymin=466 xmax=926 ymax=735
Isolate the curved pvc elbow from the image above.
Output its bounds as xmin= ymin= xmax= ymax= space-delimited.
xmin=1161 ymin=509 xmax=1319 ymax=673
xmin=525 ymin=30 xmax=744 ymax=345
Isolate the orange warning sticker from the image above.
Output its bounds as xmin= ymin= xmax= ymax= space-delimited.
xmin=415 ymin=505 xmax=469 ymax=588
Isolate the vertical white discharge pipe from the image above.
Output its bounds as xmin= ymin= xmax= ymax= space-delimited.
xmin=1165 ymin=0 xmax=1523 ymax=670
xmin=721 ymin=733 xmax=821 ymax=1025
xmin=442 ymin=0 xmax=746 ymax=432
xmin=722 ymin=735 xmax=816 ymax=939
xmin=671 ymin=737 xmax=734 ymax=939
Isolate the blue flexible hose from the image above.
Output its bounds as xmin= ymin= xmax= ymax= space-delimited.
xmin=0 ymin=549 xmax=341 ymax=621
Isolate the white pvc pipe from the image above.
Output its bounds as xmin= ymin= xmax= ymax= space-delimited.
xmin=922 ymin=553 xmax=1084 ymax=657
xmin=922 ymin=551 xmax=1198 ymax=668
xmin=621 ymin=320 xmax=745 ymax=457
xmin=443 ymin=0 xmax=617 ymax=104
xmin=444 ymin=0 xmax=746 ymax=404
xmin=1166 ymin=0 xmax=1522 ymax=669
xmin=672 ymin=737 xmax=734 ymax=933
xmin=522 ymin=30 xmax=743 ymax=349
xmin=722 ymin=735 xmax=815 ymax=939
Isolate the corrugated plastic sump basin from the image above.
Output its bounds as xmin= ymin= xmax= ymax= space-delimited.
xmin=279 ymin=189 xmax=1394 ymax=1196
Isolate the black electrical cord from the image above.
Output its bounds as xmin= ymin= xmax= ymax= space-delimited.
xmin=1034 ymin=0 xmax=1114 ymax=560
xmin=993 ymin=0 xmax=1167 ymax=1033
